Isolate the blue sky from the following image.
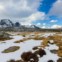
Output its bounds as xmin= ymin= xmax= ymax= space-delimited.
xmin=35 ymin=0 xmax=62 ymax=28
xmin=0 ymin=0 xmax=62 ymax=28
xmin=38 ymin=0 xmax=57 ymax=13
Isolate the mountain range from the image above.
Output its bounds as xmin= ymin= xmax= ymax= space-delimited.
xmin=0 ymin=19 xmax=41 ymax=31
xmin=0 ymin=19 xmax=62 ymax=32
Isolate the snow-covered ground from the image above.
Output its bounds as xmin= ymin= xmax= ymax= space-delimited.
xmin=0 ymin=33 xmax=60 ymax=62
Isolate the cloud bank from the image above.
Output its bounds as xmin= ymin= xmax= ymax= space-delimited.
xmin=0 ymin=0 xmax=45 ymax=25
xmin=49 ymin=0 xmax=62 ymax=18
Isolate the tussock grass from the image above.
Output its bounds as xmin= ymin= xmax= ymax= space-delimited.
xmin=2 ymin=46 xmax=20 ymax=53
xmin=0 ymin=37 xmax=12 ymax=41
xmin=15 ymin=32 xmax=62 ymax=57
xmin=14 ymin=38 xmax=31 ymax=43
xmin=57 ymin=50 xmax=62 ymax=57
xmin=41 ymin=34 xmax=62 ymax=57
xmin=41 ymin=38 xmax=49 ymax=48
xmin=14 ymin=40 xmax=24 ymax=43
xmin=33 ymin=36 xmax=46 ymax=40
xmin=57 ymin=58 xmax=62 ymax=62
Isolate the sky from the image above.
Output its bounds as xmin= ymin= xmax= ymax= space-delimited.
xmin=0 ymin=0 xmax=62 ymax=28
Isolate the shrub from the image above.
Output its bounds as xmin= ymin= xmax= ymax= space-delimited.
xmin=8 ymin=59 xmax=15 ymax=62
xmin=33 ymin=46 xmax=38 ymax=50
xmin=48 ymin=60 xmax=54 ymax=62
xmin=57 ymin=58 xmax=62 ymax=62
xmin=21 ymin=51 xmax=39 ymax=62
xmin=34 ymin=49 xmax=46 ymax=57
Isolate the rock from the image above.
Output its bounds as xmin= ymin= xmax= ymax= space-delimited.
xmin=48 ymin=40 xmax=54 ymax=44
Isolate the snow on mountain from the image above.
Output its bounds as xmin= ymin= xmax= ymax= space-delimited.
xmin=0 ymin=19 xmax=14 ymax=27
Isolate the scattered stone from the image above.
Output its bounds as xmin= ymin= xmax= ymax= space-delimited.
xmin=48 ymin=40 xmax=54 ymax=44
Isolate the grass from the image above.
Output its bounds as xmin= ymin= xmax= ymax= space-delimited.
xmin=2 ymin=32 xmax=62 ymax=62
xmin=57 ymin=50 xmax=62 ymax=57
xmin=33 ymin=36 xmax=46 ymax=40
xmin=40 ymin=34 xmax=62 ymax=57
xmin=14 ymin=32 xmax=62 ymax=57
xmin=2 ymin=46 xmax=20 ymax=53
xmin=0 ymin=37 xmax=12 ymax=41
xmin=57 ymin=58 xmax=62 ymax=62
xmin=14 ymin=38 xmax=31 ymax=43
xmin=14 ymin=40 xmax=24 ymax=43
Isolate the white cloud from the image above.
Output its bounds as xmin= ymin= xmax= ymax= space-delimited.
xmin=36 ymin=23 xmax=41 ymax=26
xmin=0 ymin=4 xmax=4 ymax=10
xmin=48 ymin=0 xmax=62 ymax=18
xmin=40 ymin=23 xmax=46 ymax=28
xmin=0 ymin=0 xmax=46 ymax=25
xmin=0 ymin=0 xmax=41 ymax=18
xmin=50 ymin=20 xmax=57 ymax=23
xmin=41 ymin=26 xmax=46 ymax=28
xmin=20 ymin=12 xmax=46 ymax=25
xmin=51 ymin=24 xmax=62 ymax=29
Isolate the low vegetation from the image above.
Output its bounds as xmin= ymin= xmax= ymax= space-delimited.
xmin=2 ymin=46 xmax=20 ymax=53
xmin=14 ymin=38 xmax=31 ymax=43
xmin=40 ymin=35 xmax=62 ymax=57
xmin=0 ymin=32 xmax=12 ymax=41
xmin=15 ymin=32 xmax=62 ymax=57
xmin=0 ymin=37 xmax=11 ymax=41
xmin=5 ymin=32 xmax=62 ymax=62
xmin=57 ymin=58 xmax=62 ymax=62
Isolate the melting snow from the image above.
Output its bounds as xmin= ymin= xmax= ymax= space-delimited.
xmin=0 ymin=36 xmax=42 ymax=62
xmin=0 ymin=34 xmax=59 ymax=62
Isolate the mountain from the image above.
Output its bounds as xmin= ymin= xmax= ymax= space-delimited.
xmin=24 ymin=25 xmax=40 ymax=29
xmin=15 ymin=22 xmax=21 ymax=27
xmin=0 ymin=19 xmax=14 ymax=27
xmin=0 ymin=19 xmax=41 ymax=31
xmin=30 ymin=25 xmax=41 ymax=29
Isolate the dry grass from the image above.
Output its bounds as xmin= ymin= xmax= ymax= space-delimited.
xmin=14 ymin=37 xmax=33 ymax=43
xmin=57 ymin=58 xmax=62 ymax=62
xmin=41 ymin=38 xmax=49 ymax=48
xmin=33 ymin=36 xmax=45 ymax=40
xmin=14 ymin=40 xmax=24 ymax=43
xmin=57 ymin=50 xmax=62 ymax=57
xmin=0 ymin=37 xmax=12 ymax=41
xmin=48 ymin=35 xmax=62 ymax=41
xmin=15 ymin=32 xmax=62 ymax=57
xmin=40 ymin=34 xmax=62 ymax=57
